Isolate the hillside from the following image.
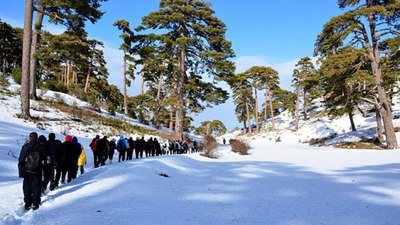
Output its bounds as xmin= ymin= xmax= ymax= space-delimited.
xmin=222 ymin=97 xmax=400 ymax=149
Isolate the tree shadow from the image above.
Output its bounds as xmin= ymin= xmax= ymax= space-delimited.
xmin=14 ymin=155 xmax=400 ymax=225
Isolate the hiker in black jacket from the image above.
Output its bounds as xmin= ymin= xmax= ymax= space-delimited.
xmin=61 ymin=135 xmax=80 ymax=183
xmin=134 ymin=137 xmax=143 ymax=159
xmin=108 ymin=138 xmax=117 ymax=164
xmin=127 ymin=137 xmax=135 ymax=160
xmin=96 ymin=136 xmax=109 ymax=166
xmin=38 ymin=135 xmax=51 ymax=196
xmin=18 ymin=132 xmax=46 ymax=210
xmin=47 ymin=133 xmax=62 ymax=190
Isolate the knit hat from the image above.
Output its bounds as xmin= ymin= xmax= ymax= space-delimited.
xmin=66 ymin=135 xmax=72 ymax=142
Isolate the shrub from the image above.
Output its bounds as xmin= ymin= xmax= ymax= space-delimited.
xmin=0 ymin=72 xmax=9 ymax=90
xmin=107 ymin=102 xmax=116 ymax=116
xmin=229 ymin=139 xmax=250 ymax=155
xmin=200 ymin=135 xmax=218 ymax=158
xmin=12 ymin=67 xmax=22 ymax=84
xmin=43 ymin=79 xmax=67 ymax=93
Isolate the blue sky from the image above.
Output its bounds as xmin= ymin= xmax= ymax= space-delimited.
xmin=1 ymin=0 xmax=343 ymax=131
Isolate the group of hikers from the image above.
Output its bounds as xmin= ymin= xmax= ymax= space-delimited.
xmin=89 ymin=134 xmax=200 ymax=167
xmin=18 ymin=131 xmax=200 ymax=211
xmin=18 ymin=132 xmax=86 ymax=210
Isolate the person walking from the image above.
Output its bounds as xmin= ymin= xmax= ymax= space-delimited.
xmin=127 ymin=137 xmax=135 ymax=160
xmin=108 ymin=138 xmax=117 ymax=164
xmin=77 ymin=140 xmax=87 ymax=174
xmin=62 ymin=135 xmax=80 ymax=183
xmin=47 ymin=133 xmax=62 ymax=191
xmin=154 ymin=138 xmax=161 ymax=156
xmin=89 ymin=135 xmax=99 ymax=168
xmin=134 ymin=136 xmax=143 ymax=159
xmin=96 ymin=136 xmax=109 ymax=166
xmin=117 ymin=135 xmax=129 ymax=162
xmin=38 ymin=135 xmax=51 ymax=196
xmin=71 ymin=137 xmax=82 ymax=179
xmin=18 ymin=132 xmax=46 ymax=210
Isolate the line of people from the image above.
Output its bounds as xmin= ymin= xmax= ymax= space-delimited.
xmin=18 ymin=132 xmax=86 ymax=210
xmin=18 ymin=132 xmax=200 ymax=211
xmin=89 ymin=134 xmax=200 ymax=166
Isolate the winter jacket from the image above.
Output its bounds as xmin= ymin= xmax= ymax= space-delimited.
xmin=116 ymin=135 xmax=129 ymax=150
xmin=47 ymin=138 xmax=62 ymax=167
xmin=77 ymin=145 xmax=87 ymax=166
xmin=18 ymin=140 xmax=46 ymax=176
xmin=62 ymin=136 xmax=80 ymax=167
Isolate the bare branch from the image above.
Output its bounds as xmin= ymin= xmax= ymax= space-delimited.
xmin=33 ymin=6 xmax=63 ymax=22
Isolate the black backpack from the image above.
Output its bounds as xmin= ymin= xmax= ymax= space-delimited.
xmin=25 ymin=146 xmax=41 ymax=174
xmin=117 ymin=140 xmax=124 ymax=150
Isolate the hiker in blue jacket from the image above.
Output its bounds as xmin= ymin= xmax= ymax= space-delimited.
xmin=116 ymin=135 xmax=129 ymax=162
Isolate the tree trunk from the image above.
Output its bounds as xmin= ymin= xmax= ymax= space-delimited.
xmin=123 ymin=49 xmax=128 ymax=115
xmin=266 ymin=82 xmax=275 ymax=130
xmin=254 ymin=88 xmax=259 ymax=132
xmin=245 ymin=96 xmax=251 ymax=134
xmin=374 ymin=104 xmax=384 ymax=144
xmin=63 ymin=62 xmax=67 ymax=85
xmin=21 ymin=0 xmax=33 ymax=119
xmin=175 ymin=24 xmax=186 ymax=141
xmin=73 ymin=68 xmax=77 ymax=84
xmin=157 ymin=73 xmax=163 ymax=100
xmin=29 ymin=7 xmax=44 ymax=100
xmin=303 ymin=91 xmax=308 ymax=120
xmin=140 ymin=70 xmax=144 ymax=95
xmin=367 ymin=11 xmax=398 ymax=149
xmin=295 ymin=87 xmax=300 ymax=130
xmin=348 ymin=110 xmax=356 ymax=132
xmin=169 ymin=107 xmax=174 ymax=130
xmin=2 ymin=59 xmax=6 ymax=74
xmin=243 ymin=120 xmax=247 ymax=132
xmin=84 ymin=65 xmax=92 ymax=93
xmin=372 ymin=61 xmax=397 ymax=148
xmin=66 ymin=61 xmax=71 ymax=87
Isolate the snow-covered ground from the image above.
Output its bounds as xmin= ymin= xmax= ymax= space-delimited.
xmin=1 ymin=83 xmax=400 ymax=225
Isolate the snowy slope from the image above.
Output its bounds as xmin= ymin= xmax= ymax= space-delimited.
xmin=1 ymin=82 xmax=400 ymax=225
xmin=220 ymin=96 xmax=400 ymax=147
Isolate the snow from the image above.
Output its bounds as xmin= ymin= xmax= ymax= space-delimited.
xmin=1 ymin=82 xmax=400 ymax=225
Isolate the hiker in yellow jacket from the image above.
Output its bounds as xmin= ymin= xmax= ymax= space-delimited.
xmin=78 ymin=145 xmax=87 ymax=175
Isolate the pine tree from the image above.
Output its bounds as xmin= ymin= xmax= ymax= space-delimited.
xmin=136 ymin=0 xmax=235 ymax=140
xmin=0 ymin=20 xmax=22 ymax=74
xmin=196 ymin=120 xmax=226 ymax=135
xmin=319 ymin=47 xmax=375 ymax=132
xmin=21 ymin=0 xmax=34 ymax=119
xmin=21 ymin=0 xmax=107 ymax=116
xmin=292 ymin=57 xmax=317 ymax=130
xmin=230 ymin=73 xmax=254 ymax=133
xmin=244 ymin=66 xmax=279 ymax=131
xmin=113 ymin=20 xmax=136 ymax=115
xmin=315 ymin=0 xmax=400 ymax=148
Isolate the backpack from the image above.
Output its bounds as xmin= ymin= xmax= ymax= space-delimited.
xmin=25 ymin=147 xmax=41 ymax=174
xmin=117 ymin=140 xmax=124 ymax=150
xmin=90 ymin=140 xmax=97 ymax=151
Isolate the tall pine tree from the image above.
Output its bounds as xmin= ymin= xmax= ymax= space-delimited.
xmin=315 ymin=0 xmax=400 ymax=148
xmin=136 ymin=0 xmax=235 ymax=140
